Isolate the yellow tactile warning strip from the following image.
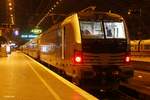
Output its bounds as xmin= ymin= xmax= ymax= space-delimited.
xmin=24 ymin=53 xmax=98 ymax=100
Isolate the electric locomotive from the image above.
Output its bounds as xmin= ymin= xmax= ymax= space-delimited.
xmin=22 ymin=7 xmax=134 ymax=91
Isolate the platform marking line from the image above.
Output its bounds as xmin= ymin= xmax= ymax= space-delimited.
xmin=25 ymin=60 xmax=61 ymax=100
xmin=23 ymin=53 xmax=98 ymax=100
xmin=3 ymin=95 xmax=15 ymax=98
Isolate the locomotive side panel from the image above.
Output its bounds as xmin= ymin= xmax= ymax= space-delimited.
xmin=39 ymin=27 xmax=58 ymax=66
xmin=61 ymin=14 xmax=84 ymax=78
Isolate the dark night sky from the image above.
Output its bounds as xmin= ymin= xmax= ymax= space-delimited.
xmin=0 ymin=0 xmax=150 ymax=40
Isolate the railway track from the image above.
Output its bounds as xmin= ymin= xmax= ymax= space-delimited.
xmin=86 ymin=89 xmax=136 ymax=100
xmin=85 ymin=83 xmax=150 ymax=100
xmin=119 ymin=84 xmax=150 ymax=100
xmin=34 ymin=56 xmax=150 ymax=100
xmin=42 ymin=61 xmax=136 ymax=100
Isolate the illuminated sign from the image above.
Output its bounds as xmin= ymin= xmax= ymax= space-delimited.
xmin=21 ymin=34 xmax=38 ymax=40
xmin=31 ymin=28 xmax=42 ymax=34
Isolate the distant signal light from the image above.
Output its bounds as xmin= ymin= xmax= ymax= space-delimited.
xmin=125 ymin=56 xmax=130 ymax=63
xmin=14 ymin=30 xmax=19 ymax=36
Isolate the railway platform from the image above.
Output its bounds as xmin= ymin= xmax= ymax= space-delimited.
xmin=0 ymin=51 xmax=98 ymax=100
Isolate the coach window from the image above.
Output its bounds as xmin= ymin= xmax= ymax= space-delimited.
xmin=140 ymin=44 xmax=143 ymax=50
xmin=144 ymin=45 xmax=150 ymax=50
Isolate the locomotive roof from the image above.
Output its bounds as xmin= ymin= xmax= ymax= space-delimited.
xmin=40 ymin=10 xmax=124 ymax=37
xmin=77 ymin=11 xmax=124 ymax=21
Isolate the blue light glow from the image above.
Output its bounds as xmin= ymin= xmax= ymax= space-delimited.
xmin=14 ymin=30 xmax=19 ymax=36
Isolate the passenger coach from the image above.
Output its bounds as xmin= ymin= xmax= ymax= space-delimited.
xmin=130 ymin=39 xmax=150 ymax=57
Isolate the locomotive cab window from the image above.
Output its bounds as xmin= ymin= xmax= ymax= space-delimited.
xmin=80 ymin=20 xmax=126 ymax=39
xmin=104 ymin=21 xmax=126 ymax=39
xmin=79 ymin=21 xmax=104 ymax=39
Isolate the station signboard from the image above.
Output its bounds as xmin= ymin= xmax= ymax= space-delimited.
xmin=31 ymin=28 xmax=42 ymax=34
xmin=21 ymin=34 xmax=38 ymax=40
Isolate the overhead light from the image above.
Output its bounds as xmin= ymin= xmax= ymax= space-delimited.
xmin=109 ymin=10 xmax=111 ymax=13
xmin=8 ymin=3 xmax=12 ymax=6
xmin=36 ymin=0 xmax=63 ymax=26
xmin=9 ymin=7 xmax=12 ymax=10
xmin=56 ymin=1 xmax=59 ymax=5
xmin=128 ymin=9 xmax=132 ymax=15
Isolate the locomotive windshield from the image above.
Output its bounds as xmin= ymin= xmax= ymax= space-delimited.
xmin=104 ymin=21 xmax=125 ymax=39
xmin=80 ymin=21 xmax=104 ymax=39
xmin=80 ymin=21 xmax=126 ymax=39
xmin=80 ymin=20 xmax=128 ymax=53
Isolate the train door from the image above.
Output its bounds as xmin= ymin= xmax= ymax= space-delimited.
xmin=63 ymin=23 xmax=75 ymax=76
